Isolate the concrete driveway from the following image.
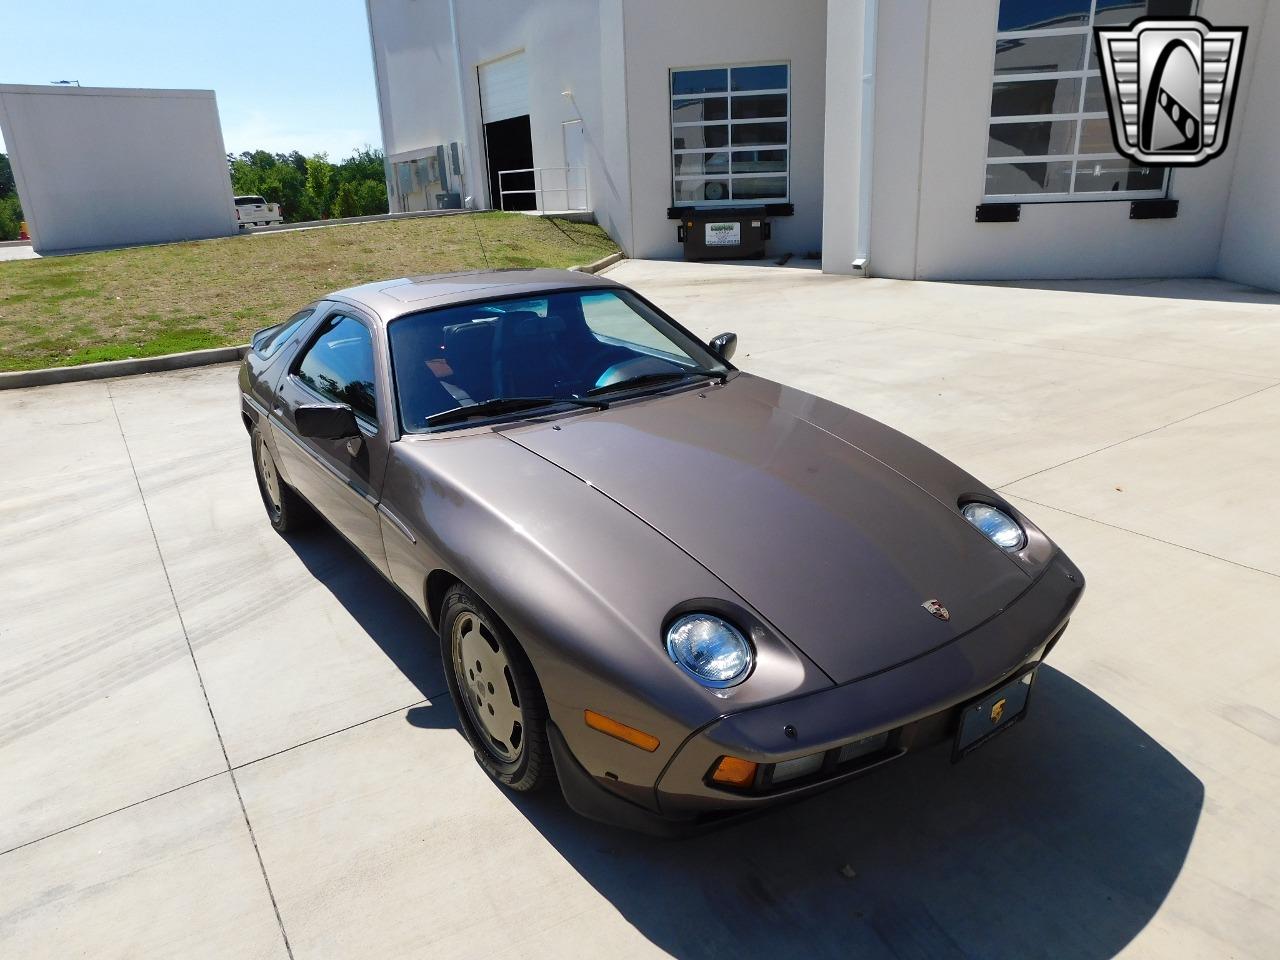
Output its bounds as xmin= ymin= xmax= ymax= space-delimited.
xmin=3 ymin=260 xmax=1279 ymax=959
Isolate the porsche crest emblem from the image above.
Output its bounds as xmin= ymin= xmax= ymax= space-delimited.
xmin=990 ymin=698 xmax=1007 ymax=725
xmin=921 ymin=599 xmax=950 ymax=622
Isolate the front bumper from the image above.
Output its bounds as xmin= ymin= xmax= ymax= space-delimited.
xmin=552 ymin=549 xmax=1084 ymax=835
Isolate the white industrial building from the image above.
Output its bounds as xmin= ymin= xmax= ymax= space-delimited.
xmin=365 ymin=0 xmax=1280 ymax=290
xmin=0 ymin=85 xmax=237 ymax=254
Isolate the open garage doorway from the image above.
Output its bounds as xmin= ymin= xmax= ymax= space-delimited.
xmin=484 ymin=115 xmax=534 ymax=211
xmin=478 ymin=52 xmax=534 ymax=210
xmin=481 ymin=52 xmax=537 ymax=209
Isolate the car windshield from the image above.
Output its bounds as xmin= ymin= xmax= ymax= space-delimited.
xmin=387 ymin=288 xmax=728 ymax=432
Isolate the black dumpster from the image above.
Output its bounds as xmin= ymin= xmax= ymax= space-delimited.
xmin=669 ymin=203 xmax=793 ymax=261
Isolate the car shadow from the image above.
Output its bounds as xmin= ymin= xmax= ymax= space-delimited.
xmin=273 ymin=523 xmax=1202 ymax=958
xmin=282 ymin=524 xmax=446 ymax=700
xmin=494 ymin=667 xmax=1203 ymax=960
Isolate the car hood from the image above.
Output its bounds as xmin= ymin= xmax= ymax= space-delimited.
xmin=502 ymin=375 xmax=1031 ymax=684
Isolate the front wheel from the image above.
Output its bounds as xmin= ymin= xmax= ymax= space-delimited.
xmin=439 ymin=583 xmax=551 ymax=792
xmin=251 ymin=427 xmax=310 ymax=533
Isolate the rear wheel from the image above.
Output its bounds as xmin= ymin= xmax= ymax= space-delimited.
xmin=440 ymin=583 xmax=551 ymax=791
xmin=252 ymin=427 xmax=309 ymax=533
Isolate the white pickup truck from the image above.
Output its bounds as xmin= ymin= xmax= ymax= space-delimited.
xmin=234 ymin=195 xmax=283 ymax=228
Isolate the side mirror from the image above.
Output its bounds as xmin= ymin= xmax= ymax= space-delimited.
xmin=296 ymin=403 xmax=360 ymax=440
xmin=708 ymin=331 xmax=738 ymax=362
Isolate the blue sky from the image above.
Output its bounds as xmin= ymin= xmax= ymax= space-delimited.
xmin=0 ymin=0 xmax=382 ymax=158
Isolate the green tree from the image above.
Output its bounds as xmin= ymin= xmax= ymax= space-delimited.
xmin=304 ymin=154 xmax=333 ymax=220
xmin=243 ymin=149 xmax=276 ymax=172
xmin=0 ymin=153 xmax=15 ymax=200
xmin=226 ymin=147 xmax=388 ymax=224
xmin=356 ymin=179 xmax=389 ymax=217
xmin=0 ymin=195 xmax=23 ymax=241
xmin=336 ymin=146 xmax=385 ymax=184
xmin=331 ymin=181 xmax=361 ymax=219
xmin=332 ymin=146 xmax=388 ymax=218
xmin=267 ymin=165 xmax=308 ymax=221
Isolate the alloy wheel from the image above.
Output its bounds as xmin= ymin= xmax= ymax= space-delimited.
xmin=452 ymin=610 xmax=524 ymax=763
xmin=254 ymin=434 xmax=283 ymax=522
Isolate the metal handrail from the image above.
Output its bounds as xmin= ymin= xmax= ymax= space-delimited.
xmin=498 ymin=166 xmax=589 ymax=212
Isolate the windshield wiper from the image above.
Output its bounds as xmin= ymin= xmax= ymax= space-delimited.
xmin=425 ymin=395 xmax=608 ymax=428
xmin=584 ymin=368 xmax=727 ymax=397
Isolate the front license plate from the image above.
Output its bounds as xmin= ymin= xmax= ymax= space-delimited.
xmin=953 ymin=667 xmax=1036 ymax=760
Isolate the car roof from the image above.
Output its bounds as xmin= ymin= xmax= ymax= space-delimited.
xmin=327 ymin=268 xmax=624 ymax=322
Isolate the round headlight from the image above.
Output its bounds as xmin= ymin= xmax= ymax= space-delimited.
xmin=665 ymin=613 xmax=753 ymax=687
xmin=962 ymin=502 xmax=1025 ymax=551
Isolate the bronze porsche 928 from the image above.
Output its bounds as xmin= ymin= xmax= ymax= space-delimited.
xmin=239 ymin=269 xmax=1084 ymax=834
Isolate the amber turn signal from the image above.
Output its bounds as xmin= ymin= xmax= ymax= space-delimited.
xmin=584 ymin=710 xmax=660 ymax=752
xmin=710 ymin=755 xmax=758 ymax=788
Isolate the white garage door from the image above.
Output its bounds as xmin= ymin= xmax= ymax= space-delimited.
xmin=478 ymin=51 xmax=529 ymax=124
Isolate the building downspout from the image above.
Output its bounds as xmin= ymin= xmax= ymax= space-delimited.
xmin=854 ymin=0 xmax=878 ymax=272
xmin=447 ymin=0 xmax=478 ymax=209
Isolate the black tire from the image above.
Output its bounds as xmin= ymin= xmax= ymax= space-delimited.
xmin=439 ymin=583 xmax=551 ymax=792
xmin=251 ymin=426 xmax=311 ymax=533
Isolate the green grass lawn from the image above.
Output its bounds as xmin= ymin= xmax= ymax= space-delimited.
xmin=0 ymin=213 xmax=618 ymax=371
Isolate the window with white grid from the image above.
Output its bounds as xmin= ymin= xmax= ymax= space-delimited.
xmin=670 ymin=63 xmax=789 ymax=206
xmin=984 ymin=0 xmax=1193 ymax=201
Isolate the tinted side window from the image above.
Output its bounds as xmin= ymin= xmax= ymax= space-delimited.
xmin=253 ymin=309 xmax=313 ymax=359
xmin=295 ymin=314 xmax=378 ymax=424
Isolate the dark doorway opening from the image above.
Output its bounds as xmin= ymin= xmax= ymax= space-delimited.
xmin=484 ymin=115 xmax=535 ymax=211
